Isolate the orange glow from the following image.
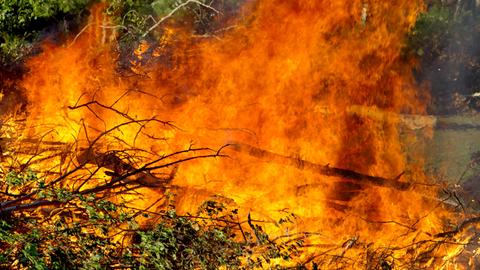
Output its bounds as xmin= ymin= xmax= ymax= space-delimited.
xmin=14 ymin=0 xmax=472 ymax=268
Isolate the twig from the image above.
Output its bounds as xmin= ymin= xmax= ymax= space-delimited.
xmin=68 ymin=23 xmax=93 ymax=47
xmin=142 ymin=0 xmax=219 ymax=38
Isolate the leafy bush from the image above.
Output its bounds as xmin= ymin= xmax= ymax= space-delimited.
xmin=0 ymin=0 xmax=243 ymax=66
xmin=406 ymin=4 xmax=452 ymax=61
xmin=0 ymin=0 xmax=90 ymax=64
xmin=105 ymin=0 xmax=238 ymax=57
xmin=406 ymin=1 xmax=480 ymax=113
xmin=0 ymin=163 xmax=301 ymax=269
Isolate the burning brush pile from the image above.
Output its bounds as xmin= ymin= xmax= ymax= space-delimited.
xmin=0 ymin=0 xmax=479 ymax=269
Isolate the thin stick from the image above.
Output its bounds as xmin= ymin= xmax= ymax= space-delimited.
xmin=143 ymin=0 xmax=219 ymax=38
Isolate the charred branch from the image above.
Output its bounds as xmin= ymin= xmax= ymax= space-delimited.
xmin=435 ymin=216 xmax=480 ymax=238
xmin=230 ymin=142 xmax=410 ymax=191
xmin=0 ymin=144 xmax=228 ymax=215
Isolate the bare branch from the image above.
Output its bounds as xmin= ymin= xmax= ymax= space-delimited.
xmin=142 ymin=0 xmax=220 ymax=38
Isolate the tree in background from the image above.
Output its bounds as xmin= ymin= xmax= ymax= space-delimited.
xmin=0 ymin=0 xmax=243 ymax=65
xmin=407 ymin=0 xmax=480 ymax=113
xmin=0 ymin=0 xmax=90 ymax=63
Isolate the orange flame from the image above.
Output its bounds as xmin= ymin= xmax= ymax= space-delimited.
xmin=16 ymin=0 xmax=467 ymax=267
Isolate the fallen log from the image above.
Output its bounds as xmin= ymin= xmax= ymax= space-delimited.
xmin=229 ymin=142 xmax=410 ymax=191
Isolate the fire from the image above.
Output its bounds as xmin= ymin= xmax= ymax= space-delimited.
xmin=11 ymin=0 xmax=474 ymax=268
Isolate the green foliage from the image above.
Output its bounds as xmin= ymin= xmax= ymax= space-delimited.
xmin=0 ymin=0 xmax=242 ymax=65
xmin=406 ymin=4 xmax=452 ymax=59
xmin=406 ymin=1 xmax=480 ymax=62
xmin=105 ymin=0 xmax=223 ymax=56
xmin=0 ymin=0 xmax=90 ymax=64
xmin=105 ymin=0 xmax=218 ymax=35
xmin=134 ymin=208 xmax=244 ymax=269
xmin=0 ymin=0 xmax=89 ymax=31
xmin=0 ymin=166 xmax=301 ymax=269
xmin=406 ymin=1 xmax=480 ymax=113
xmin=106 ymin=0 xmax=162 ymax=37
xmin=6 ymin=168 xmax=37 ymax=186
